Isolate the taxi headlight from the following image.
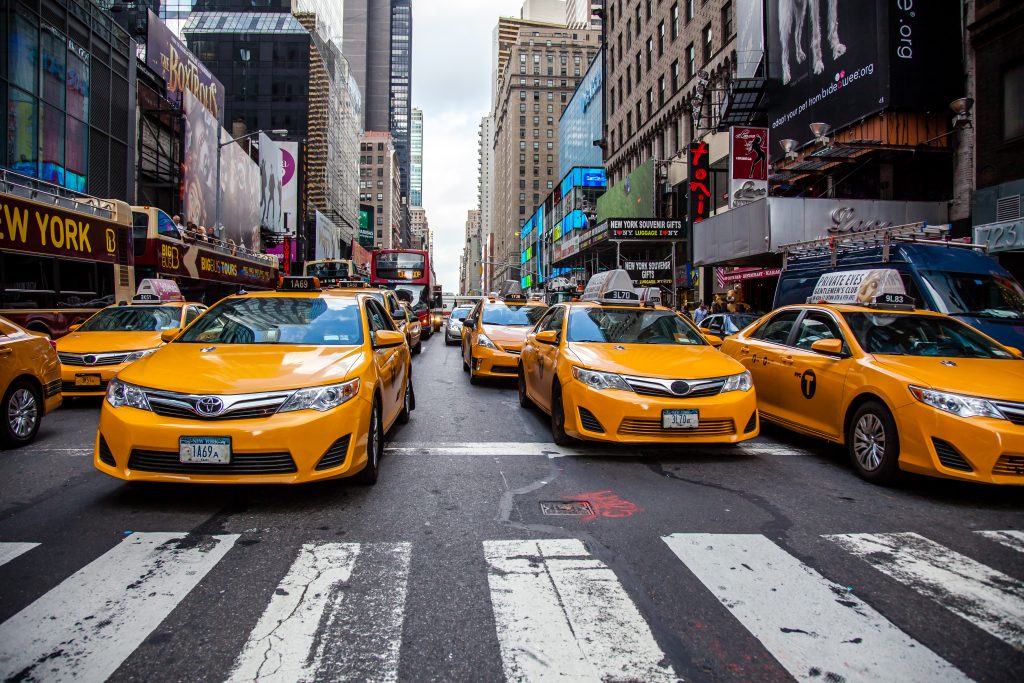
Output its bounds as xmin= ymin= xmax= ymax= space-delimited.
xmin=106 ymin=378 xmax=152 ymax=411
xmin=909 ymin=386 xmax=1005 ymax=420
xmin=279 ymin=379 xmax=360 ymax=413
xmin=721 ymin=371 xmax=753 ymax=393
xmin=477 ymin=334 xmax=498 ymax=350
xmin=124 ymin=347 xmax=160 ymax=363
xmin=571 ymin=366 xmax=632 ymax=391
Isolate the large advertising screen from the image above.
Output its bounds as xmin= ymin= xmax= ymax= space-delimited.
xmin=596 ymin=159 xmax=654 ymax=222
xmin=219 ymin=128 xmax=261 ymax=253
xmin=259 ymin=132 xmax=284 ymax=233
xmin=146 ymin=10 xmax=224 ymax=119
xmin=279 ymin=142 xmax=299 ymax=233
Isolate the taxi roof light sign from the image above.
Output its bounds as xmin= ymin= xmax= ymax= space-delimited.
xmin=278 ymin=275 xmax=321 ymax=291
xmin=497 ymin=279 xmax=527 ymax=302
xmin=582 ymin=270 xmax=641 ymax=305
xmin=133 ymin=279 xmax=184 ymax=303
xmin=809 ymin=269 xmax=908 ymax=306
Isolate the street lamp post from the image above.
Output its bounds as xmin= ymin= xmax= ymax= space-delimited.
xmin=214 ymin=128 xmax=288 ymax=239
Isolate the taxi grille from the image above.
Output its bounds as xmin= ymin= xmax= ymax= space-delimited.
xmin=58 ymin=352 xmax=130 ymax=366
xmin=617 ymin=417 xmax=735 ymax=437
xmin=993 ymin=401 xmax=1024 ymax=426
xmin=931 ymin=438 xmax=973 ymax=472
xmin=622 ymin=375 xmax=725 ymax=398
xmin=128 ymin=449 xmax=297 ymax=475
xmin=62 ymin=380 xmax=108 ymax=393
xmin=577 ymin=407 xmax=605 ymax=433
xmin=992 ymin=454 xmax=1024 ymax=476
xmin=98 ymin=436 xmax=116 ymax=467
xmin=43 ymin=379 xmax=61 ymax=398
xmin=744 ymin=411 xmax=758 ymax=434
xmin=315 ymin=435 xmax=351 ymax=471
xmin=144 ymin=389 xmax=291 ymax=421
xmin=490 ymin=365 xmax=518 ymax=375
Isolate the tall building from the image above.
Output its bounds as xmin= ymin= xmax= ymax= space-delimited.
xmin=410 ymin=108 xmax=423 ymax=207
xmin=389 ymin=0 xmax=413 ymax=203
xmin=410 ymin=206 xmax=428 ymax=250
xmin=460 ymin=209 xmax=482 ymax=295
xmin=359 ymin=131 xmax=402 ymax=249
xmin=565 ymin=0 xmax=603 ymax=29
xmin=342 ymin=0 xmax=392 ymax=130
xmin=477 ymin=116 xmax=496 ymax=290
xmin=521 ymin=0 xmax=567 ymax=24
xmin=159 ymin=0 xmax=197 ymax=37
xmin=492 ymin=24 xmax=600 ymax=284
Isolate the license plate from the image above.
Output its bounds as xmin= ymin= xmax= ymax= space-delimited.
xmin=179 ymin=437 xmax=232 ymax=464
xmin=662 ymin=409 xmax=699 ymax=429
xmin=75 ymin=373 xmax=101 ymax=387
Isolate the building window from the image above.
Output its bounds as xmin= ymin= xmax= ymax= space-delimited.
xmin=722 ymin=1 xmax=734 ymax=39
xmin=686 ymin=43 xmax=695 ymax=79
xmin=685 ymin=0 xmax=694 ymax=22
xmin=672 ymin=60 xmax=680 ymax=92
xmin=646 ymin=38 xmax=653 ymax=70
xmin=377 ymin=193 xmax=384 ymax=201
xmin=671 ymin=3 xmax=679 ymax=40
xmin=703 ymin=24 xmax=713 ymax=62
xmin=648 ymin=89 xmax=654 ymax=117
xmin=658 ymin=22 xmax=665 ymax=57
xmin=635 ymin=6 xmax=641 ymax=33
xmin=626 ymin=19 xmax=632 ymax=47
xmin=658 ymin=76 xmax=666 ymax=107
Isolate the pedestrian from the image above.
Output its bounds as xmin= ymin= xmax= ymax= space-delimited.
xmin=681 ymin=303 xmax=693 ymax=319
xmin=694 ymin=302 xmax=709 ymax=325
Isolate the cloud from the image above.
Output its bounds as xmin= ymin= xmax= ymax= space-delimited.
xmin=413 ymin=0 xmax=522 ymax=292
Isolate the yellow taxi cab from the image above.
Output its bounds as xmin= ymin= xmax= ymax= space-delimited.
xmin=397 ymin=303 xmax=423 ymax=355
xmin=518 ymin=270 xmax=757 ymax=446
xmin=1 ymin=316 xmax=62 ymax=447
xmin=56 ymin=280 xmax=206 ymax=397
xmin=94 ymin=276 xmax=413 ymax=485
xmin=461 ymin=284 xmax=548 ymax=384
xmin=719 ymin=269 xmax=1024 ymax=485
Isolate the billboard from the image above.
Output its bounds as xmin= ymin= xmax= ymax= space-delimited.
xmin=218 ymin=128 xmax=261 ymax=253
xmin=687 ymin=142 xmax=712 ymax=225
xmin=259 ymin=132 xmax=284 ymax=233
xmin=766 ymin=0 xmax=961 ymax=156
xmin=145 ymin=10 xmax=224 ymax=119
xmin=358 ymin=204 xmax=374 ymax=248
xmin=279 ymin=142 xmax=299 ymax=233
xmin=623 ymin=259 xmax=673 ymax=287
xmin=596 ymin=159 xmax=655 ymax=222
xmin=729 ymin=126 xmax=769 ymax=208
xmin=315 ymin=211 xmax=340 ymax=260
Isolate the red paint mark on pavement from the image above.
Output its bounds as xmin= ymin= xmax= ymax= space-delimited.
xmin=566 ymin=490 xmax=642 ymax=521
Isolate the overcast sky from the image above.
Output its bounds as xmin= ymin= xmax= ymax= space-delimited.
xmin=412 ymin=0 xmax=522 ymax=292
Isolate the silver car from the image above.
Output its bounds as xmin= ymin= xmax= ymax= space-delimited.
xmin=444 ymin=307 xmax=472 ymax=345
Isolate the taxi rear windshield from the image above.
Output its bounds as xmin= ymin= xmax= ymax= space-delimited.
xmin=481 ymin=303 xmax=547 ymax=326
xmin=567 ymin=309 xmax=706 ymax=345
xmin=178 ymin=297 xmax=363 ymax=346
xmin=79 ymin=306 xmax=182 ymax=332
xmin=842 ymin=312 xmax=1015 ymax=358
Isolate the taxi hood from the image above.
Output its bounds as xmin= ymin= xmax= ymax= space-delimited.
xmin=57 ymin=331 xmax=163 ymax=353
xmin=481 ymin=324 xmax=532 ymax=345
xmin=566 ymin=342 xmax=744 ymax=379
xmin=117 ymin=343 xmax=365 ymax=394
xmin=871 ymin=356 xmax=1024 ymax=402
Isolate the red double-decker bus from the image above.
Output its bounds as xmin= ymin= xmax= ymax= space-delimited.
xmin=370 ymin=249 xmax=438 ymax=338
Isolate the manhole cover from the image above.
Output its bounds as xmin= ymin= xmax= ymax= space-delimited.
xmin=540 ymin=501 xmax=594 ymax=516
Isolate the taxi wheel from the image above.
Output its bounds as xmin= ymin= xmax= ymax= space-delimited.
xmin=352 ymin=399 xmax=382 ymax=485
xmin=462 ymin=345 xmax=469 ymax=372
xmin=412 ymin=339 xmax=422 ymax=355
xmin=550 ymin=383 xmax=575 ymax=446
xmin=397 ymin=374 xmax=414 ymax=425
xmin=518 ymin=365 xmax=533 ymax=408
xmin=847 ymin=401 xmax=901 ymax=485
xmin=469 ymin=363 xmax=481 ymax=385
xmin=2 ymin=379 xmax=42 ymax=447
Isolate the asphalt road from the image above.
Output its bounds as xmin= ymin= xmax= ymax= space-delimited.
xmin=0 ymin=333 xmax=1021 ymax=682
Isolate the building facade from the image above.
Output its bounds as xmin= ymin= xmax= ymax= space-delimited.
xmin=558 ymin=49 xmax=603 ymax=178
xmin=521 ymin=0 xmax=568 ymax=25
xmin=477 ymin=116 xmax=496 ymax=290
xmin=409 ymin=206 xmax=428 ymax=250
xmin=410 ymin=107 xmax=423 ymax=206
xmin=341 ymin=0 xmax=392 ymax=131
xmin=389 ymin=0 xmax=412 ymax=203
xmin=359 ymin=131 xmax=402 ymax=249
xmin=565 ymin=0 xmax=603 ymax=29
xmin=460 ymin=209 xmax=482 ymax=295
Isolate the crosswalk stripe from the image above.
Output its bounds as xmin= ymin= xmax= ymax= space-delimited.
xmin=483 ymin=539 xmax=678 ymax=682
xmin=227 ymin=542 xmax=411 ymax=682
xmin=662 ymin=533 xmax=967 ymax=682
xmin=0 ymin=531 xmax=237 ymax=682
xmin=0 ymin=542 xmax=38 ymax=567
xmin=828 ymin=532 xmax=1024 ymax=651
xmin=977 ymin=530 xmax=1024 ymax=554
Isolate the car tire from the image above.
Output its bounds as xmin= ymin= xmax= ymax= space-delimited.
xmin=550 ymin=383 xmax=574 ymax=446
xmin=847 ymin=401 xmax=901 ymax=485
xmin=518 ymin=364 xmax=532 ymax=408
xmin=462 ymin=345 xmax=469 ymax=372
xmin=469 ymin=362 xmax=481 ymax=385
xmin=352 ymin=398 xmax=382 ymax=485
xmin=412 ymin=339 xmax=422 ymax=355
xmin=2 ymin=379 xmax=42 ymax=448
xmin=397 ymin=373 xmax=414 ymax=424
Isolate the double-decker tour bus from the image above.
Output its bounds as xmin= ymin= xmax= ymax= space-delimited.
xmin=131 ymin=205 xmax=279 ymax=303
xmin=370 ymin=248 xmax=439 ymax=338
xmin=0 ymin=170 xmax=135 ymax=337
xmin=304 ymin=259 xmax=357 ymax=287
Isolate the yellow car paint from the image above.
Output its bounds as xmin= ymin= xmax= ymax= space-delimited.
xmin=0 ymin=316 xmax=61 ymax=446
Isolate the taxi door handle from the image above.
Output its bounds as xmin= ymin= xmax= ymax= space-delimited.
xmin=780 ymin=355 xmax=794 ymax=366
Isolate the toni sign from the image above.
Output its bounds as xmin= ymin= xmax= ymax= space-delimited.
xmin=687 ymin=142 xmax=711 ymax=225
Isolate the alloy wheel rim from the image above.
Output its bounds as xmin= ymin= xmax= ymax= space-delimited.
xmin=369 ymin=406 xmax=380 ymax=467
xmin=8 ymin=389 xmax=38 ymax=438
xmin=853 ymin=414 xmax=885 ymax=471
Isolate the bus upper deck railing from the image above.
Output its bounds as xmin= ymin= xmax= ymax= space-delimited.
xmin=0 ymin=169 xmax=117 ymax=220
xmin=177 ymin=228 xmax=278 ymax=266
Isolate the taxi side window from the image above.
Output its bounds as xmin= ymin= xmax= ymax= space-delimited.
xmin=541 ymin=306 xmax=565 ymax=335
xmin=365 ymin=300 xmax=393 ymax=333
xmin=706 ymin=316 xmax=723 ymax=333
xmin=751 ymin=310 xmax=801 ymax=344
xmin=184 ymin=307 xmax=202 ymax=326
xmin=794 ymin=312 xmax=845 ymax=350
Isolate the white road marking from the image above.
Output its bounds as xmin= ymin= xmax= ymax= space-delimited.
xmin=0 ymin=542 xmax=39 ymax=567
xmin=483 ymin=538 xmax=678 ymax=682
xmin=662 ymin=533 xmax=966 ymax=682
xmin=387 ymin=441 xmax=797 ymax=458
xmin=18 ymin=448 xmax=92 ymax=456
xmin=977 ymin=530 xmax=1024 ymax=554
xmin=828 ymin=532 xmax=1024 ymax=651
xmin=227 ymin=542 xmax=411 ymax=682
xmin=0 ymin=531 xmax=237 ymax=682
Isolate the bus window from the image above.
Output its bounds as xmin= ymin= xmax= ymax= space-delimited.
xmin=2 ymin=254 xmax=55 ymax=309
xmin=156 ymin=210 xmax=180 ymax=240
xmin=132 ymin=211 xmax=150 ymax=256
xmin=56 ymin=260 xmax=99 ymax=308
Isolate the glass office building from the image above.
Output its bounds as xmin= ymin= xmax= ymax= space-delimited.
xmin=558 ymin=49 xmax=603 ymax=179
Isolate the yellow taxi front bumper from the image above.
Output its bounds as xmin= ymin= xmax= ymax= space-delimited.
xmin=470 ymin=346 xmax=521 ymax=378
xmin=94 ymin=393 xmax=373 ymax=484
xmin=561 ymin=379 xmax=759 ymax=444
xmin=894 ymin=401 xmax=1024 ymax=485
xmin=60 ymin=363 xmax=128 ymax=397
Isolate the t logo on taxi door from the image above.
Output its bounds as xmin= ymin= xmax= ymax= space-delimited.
xmin=800 ymin=369 xmax=817 ymax=399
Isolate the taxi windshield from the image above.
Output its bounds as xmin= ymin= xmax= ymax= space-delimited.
xmin=79 ymin=306 xmax=182 ymax=332
xmin=919 ymin=271 xmax=1024 ymax=320
xmin=481 ymin=303 xmax=547 ymax=326
xmin=178 ymin=297 xmax=363 ymax=346
xmin=842 ymin=312 xmax=1015 ymax=358
xmin=567 ymin=308 xmax=706 ymax=345
xmin=451 ymin=308 xmax=471 ymax=320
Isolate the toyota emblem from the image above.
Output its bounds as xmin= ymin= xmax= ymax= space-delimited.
xmin=195 ymin=396 xmax=225 ymax=416
xmin=84 ymin=355 xmax=97 ymax=365
xmin=670 ymin=380 xmax=691 ymax=395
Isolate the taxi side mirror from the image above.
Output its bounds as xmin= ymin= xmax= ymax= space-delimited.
xmin=811 ymin=338 xmax=845 ymax=356
xmin=699 ymin=327 xmax=712 ymax=334
xmin=373 ymin=329 xmax=406 ymax=349
xmin=160 ymin=329 xmax=180 ymax=343
xmin=703 ymin=334 xmax=723 ymax=347
xmin=536 ymin=330 xmax=559 ymax=345
xmin=68 ymin=324 xmax=81 ymax=333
